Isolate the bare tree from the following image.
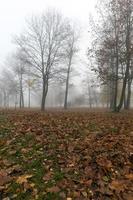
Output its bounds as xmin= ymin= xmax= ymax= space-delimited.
xmin=0 ymin=69 xmax=18 ymax=108
xmin=10 ymin=51 xmax=27 ymax=108
xmin=14 ymin=9 xmax=71 ymax=110
xmin=25 ymin=65 xmax=37 ymax=108
xmin=63 ymin=27 xmax=80 ymax=109
xmin=83 ymin=73 xmax=100 ymax=108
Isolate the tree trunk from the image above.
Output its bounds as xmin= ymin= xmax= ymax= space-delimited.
xmin=115 ymin=2 xmax=132 ymax=112
xmin=28 ymin=86 xmax=31 ymax=108
xmin=116 ymin=14 xmax=131 ymax=112
xmin=64 ymin=55 xmax=72 ymax=109
xmin=19 ymin=73 xmax=24 ymax=108
xmin=116 ymin=63 xmax=130 ymax=112
xmin=28 ymin=65 xmax=31 ymax=108
xmin=127 ymin=79 xmax=132 ymax=109
xmin=7 ymin=95 xmax=9 ymax=107
xmin=113 ymin=35 xmax=119 ymax=112
xmin=124 ymin=90 xmax=127 ymax=109
xmin=20 ymin=88 xmax=24 ymax=108
xmin=41 ymin=75 xmax=48 ymax=111
xmin=41 ymin=83 xmax=46 ymax=111
xmin=15 ymin=92 xmax=17 ymax=110
xmin=124 ymin=78 xmax=132 ymax=110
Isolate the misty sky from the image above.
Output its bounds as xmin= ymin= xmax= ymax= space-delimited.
xmin=0 ymin=0 xmax=97 ymax=66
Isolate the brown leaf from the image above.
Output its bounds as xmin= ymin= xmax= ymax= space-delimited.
xmin=47 ymin=186 xmax=60 ymax=193
xmin=0 ymin=170 xmax=12 ymax=186
xmin=109 ymin=180 xmax=126 ymax=193
xmin=96 ymin=156 xmax=112 ymax=169
xmin=68 ymin=145 xmax=74 ymax=153
xmin=6 ymin=164 xmax=22 ymax=175
xmin=43 ymin=172 xmax=53 ymax=181
xmin=125 ymin=174 xmax=133 ymax=180
xmin=123 ymin=192 xmax=133 ymax=200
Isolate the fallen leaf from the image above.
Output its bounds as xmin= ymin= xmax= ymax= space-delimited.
xmin=0 ymin=170 xmax=12 ymax=186
xmin=16 ymin=174 xmax=32 ymax=184
xmin=125 ymin=174 xmax=133 ymax=180
xmin=46 ymin=186 xmax=60 ymax=193
xmin=109 ymin=180 xmax=126 ymax=193
xmin=96 ymin=156 xmax=112 ymax=169
xmin=43 ymin=172 xmax=53 ymax=181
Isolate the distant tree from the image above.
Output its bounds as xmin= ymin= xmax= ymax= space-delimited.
xmin=0 ymin=69 xmax=18 ymax=108
xmin=10 ymin=51 xmax=27 ymax=108
xmin=25 ymin=64 xmax=37 ymax=108
xmin=83 ymin=74 xmax=99 ymax=108
xmin=73 ymin=95 xmax=85 ymax=107
xmin=63 ymin=26 xmax=80 ymax=109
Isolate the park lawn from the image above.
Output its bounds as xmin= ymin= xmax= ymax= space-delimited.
xmin=0 ymin=109 xmax=133 ymax=200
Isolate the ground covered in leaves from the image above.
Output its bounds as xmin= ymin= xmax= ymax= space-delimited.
xmin=0 ymin=109 xmax=133 ymax=200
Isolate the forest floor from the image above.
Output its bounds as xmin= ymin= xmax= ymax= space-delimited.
xmin=0 ymin=109 xmax=133 ymax=200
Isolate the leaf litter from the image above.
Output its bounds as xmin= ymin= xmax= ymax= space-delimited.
xmin=0 ymin=109 xmax=133 ymax=199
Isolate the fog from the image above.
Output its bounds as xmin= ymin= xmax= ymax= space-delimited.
xmin=0 ymin=0 xmax=98 ymax=109
xmin=0 ymin=0 xmax=96 ymax=63
xmin=1 ymin=2 xmax=132 ymax=199
xmin=0 ymin=0 xmax=132 ymax=112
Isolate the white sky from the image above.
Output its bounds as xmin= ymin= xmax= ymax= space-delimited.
xmin=0 ymin=0 xmax=97 ymax=66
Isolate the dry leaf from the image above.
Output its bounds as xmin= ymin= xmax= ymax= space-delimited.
xmin=109 ymin=180 xmax=126 ymax=193
xmin=16 ymin=174 xmax=32 ymax=184
xmin=0 ymin=170 xmax=12 ymax=186
xmin=47 ymin=186 xmax=60 ymax=193
xmin=125 ymin=174 xmax=133 ymax=180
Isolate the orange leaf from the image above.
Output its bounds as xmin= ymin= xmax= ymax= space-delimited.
xmin=109 ymin=180 xmax=126 ymax=193
xmin=125 ymin=174 xmax=133 ymax=180
xmin=16 ymin=174 xmax=32 ymax=184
